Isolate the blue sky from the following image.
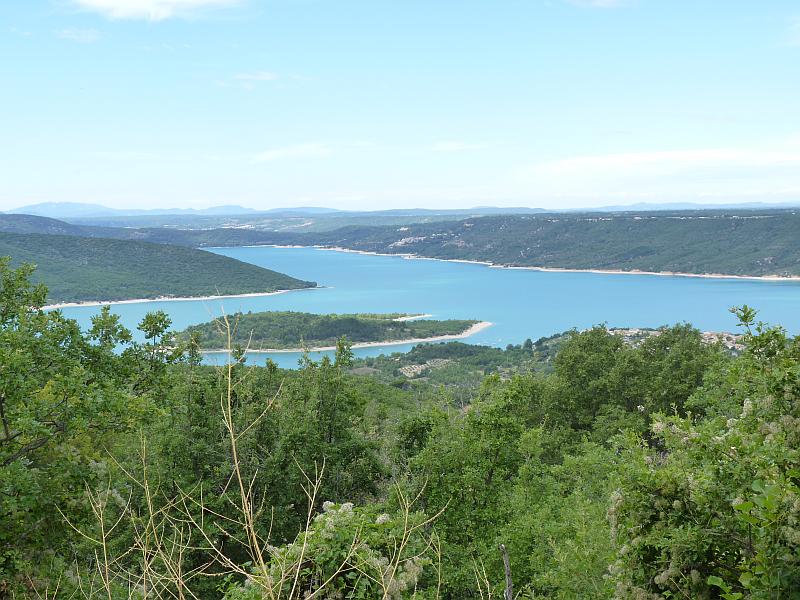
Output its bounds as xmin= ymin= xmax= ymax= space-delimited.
xmin=2 ymin=0 xmax=800 ymax=211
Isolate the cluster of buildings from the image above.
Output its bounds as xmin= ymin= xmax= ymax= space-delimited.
xmin=609 ymin=327 xmax=745 ymax=352
xmin=399 ymin=358 xmax=452 ymax=378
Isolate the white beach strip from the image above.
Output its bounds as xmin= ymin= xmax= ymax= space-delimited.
xmin=201 ymin=320 xmax=494 ymax=354
xmin=43 ymin=286 xmax=322 ymax=310
xmin=487 ymin=265 xmax=800 ymax=281
xmin=393 ymin=313 xmax=433 ymax=321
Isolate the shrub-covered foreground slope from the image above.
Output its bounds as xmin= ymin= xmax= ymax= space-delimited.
xmin=179 ymin=311 xmax=479 ymax=349
xmin=0 ymin=232 xmax=315 ymax=303
xmin=2 ymin=260 xmax=800 ymax=598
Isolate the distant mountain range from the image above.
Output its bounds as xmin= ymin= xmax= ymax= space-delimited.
xmin=4 ymin=202 xmax=264 ymax=218
xmin=5 ymin=200 xmax=799 ymax=220
xmin=4 ymin=202 xmax=549 ymax=219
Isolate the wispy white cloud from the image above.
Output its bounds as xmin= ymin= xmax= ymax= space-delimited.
xmin=58 ymin=28 xmax=100 ymax=43
xmin=91 ymin=150 xmax=162 ymax=160
xmin=234 ymin=71 xmax=278 ymax=82
xmin=431 ymin=141 xmax=486 ymax=152
xmin=566 ymin=0 xmax=628 ymax=7
xmin=10 ymin=27 xmax=33 ymax=37
xmin=788 ymin=17 xmax=800 ymax=46
xmin=527 ymin=148 xmax=800 ymax=177
xmin=71 ymin=0 xmax=240 ymax=21
xmin=253 ymin=143 xmax=332 ymax=162
xmin=516 ymin=141 xmax=800 ymax=203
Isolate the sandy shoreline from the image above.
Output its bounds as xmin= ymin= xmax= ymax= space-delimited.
xmin=491 ymin=265 xmax=800 ymax=281
xmin=394 ymin=313 xmax=433 ymax=321
xmin=257 ymin=244 xmax=800 ymax=282
xmin=43 ymin=286 xmax=321 ymax=310
xmin=201 ymin=320 xmax=493 ymax=354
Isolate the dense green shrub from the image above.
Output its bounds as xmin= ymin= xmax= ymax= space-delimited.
xmin=611 ymin=308 xmax=800 ymax=599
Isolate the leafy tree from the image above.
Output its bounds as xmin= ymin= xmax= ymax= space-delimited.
xmin=0 ymin=261 xmax=151 ymax=580
xmin=553 ymin=326 xmax=623 ymax=429
xmin=501 ymin=440 xmax=618 ymax=598
xmin=409 ymin=378 xmax=527 ymax=594
xmin=610 ymin=308 xmax=800 ymax=599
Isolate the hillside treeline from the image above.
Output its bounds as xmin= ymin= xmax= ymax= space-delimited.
xmin=2 ymin=258 xmax=799 ymax=598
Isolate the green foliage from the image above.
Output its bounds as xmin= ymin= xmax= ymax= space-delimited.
xmin=409 ymin=383 xmax=527 ymax=594
xmin=402 ymin=324 xmax=726 ymax=597
xmin=0 ymin=260 xmax=155 ymax=580
xmin=554 ymin=326 xmax=625 ymax=428
xmin=5 ymin=262 xmax=795 ymax=600
xmin=502 ymin=441 xmax=618 ymax=598
xmin=248 ymin=348 xmax=386 ymax=540
xmin=610 ymin=308 xmax=800 ymax=599
xmin=354 ymin=337 xmax=561 ymax=403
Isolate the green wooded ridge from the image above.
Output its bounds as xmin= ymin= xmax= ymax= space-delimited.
xmin=2 ymin=259 xmax=799 ymax=598
xmin=0 ymin=232 xmax=315 ymax=303
xmin=3 ymin=209 xmax=800 ymax=276
xmin=179 ymin=311 xmax=479 ymax=349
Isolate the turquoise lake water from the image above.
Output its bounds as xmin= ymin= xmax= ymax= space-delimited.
xmin=58 ymin=246 xmax=800 ymax=368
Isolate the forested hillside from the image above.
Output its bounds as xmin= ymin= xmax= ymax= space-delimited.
xmin=180 ymin=311 xmax=479 ymax=349
xmin=286 ymin=211 xmax=800 ymax=277
xmin=0 ymin=233 xmax=315 ymax=303
xmin=351 ymin=336 xmax=565 ymax=404
xmin=3 ymin=209 xmax=800 ymax=276
xmin=3 ymin=261 xmax=799 ymax=598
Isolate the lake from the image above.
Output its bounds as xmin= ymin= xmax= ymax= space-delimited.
xmin=59 ymin=246 xmax=800 ymax=368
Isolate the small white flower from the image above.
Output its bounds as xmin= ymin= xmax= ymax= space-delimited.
xmin=741 ymin=398 xmax=753 ymax=418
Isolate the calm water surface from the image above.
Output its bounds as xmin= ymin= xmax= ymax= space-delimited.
xmin=59 ymin=246 xmax=800 ymax=368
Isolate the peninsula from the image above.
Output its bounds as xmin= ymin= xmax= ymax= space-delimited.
xmin=0 ymin=232 xmax=315 ymax=304
xmin=178 ymin=311 xmax=488 ymax=351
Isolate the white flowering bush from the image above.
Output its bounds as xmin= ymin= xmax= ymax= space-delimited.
xmin=610 ymin=307 xmax=800 ymax=599
xmin=223 ymin=501 xmax=435 ymax=599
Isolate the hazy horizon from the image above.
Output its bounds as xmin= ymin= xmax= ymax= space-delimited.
xmin=6 ymin=198 xmax=800 ymax=217
xmin=3 ymin=1 xmax=800 ymax=211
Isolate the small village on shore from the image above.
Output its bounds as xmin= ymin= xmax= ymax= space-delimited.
xmin=610 ymin=327 xmax=745 ymax=352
